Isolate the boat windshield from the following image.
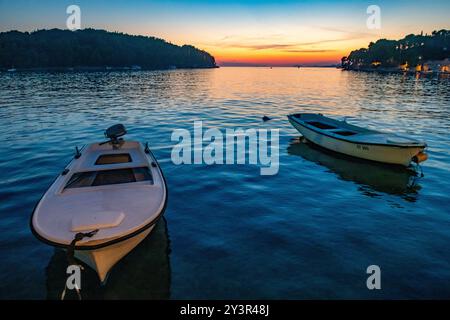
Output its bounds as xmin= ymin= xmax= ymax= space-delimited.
xmin=64 ymin=167 xmax=153 ymax=189
xmin=95 ymin=153 xmax=132 ymax=165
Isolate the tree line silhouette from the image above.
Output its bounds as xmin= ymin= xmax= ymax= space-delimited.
xmin=0 ymin=28 xmax=217 ymax=70
xmin=342 ymin=29 xmax=449 ymax=69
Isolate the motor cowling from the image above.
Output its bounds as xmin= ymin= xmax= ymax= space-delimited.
xmin=105 ymin=124 xmax=127 ymax=140
xmin=413 ymin=152 xmax=428 ymax=164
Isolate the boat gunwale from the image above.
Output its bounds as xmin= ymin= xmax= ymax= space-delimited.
xmin=29 ymin=142 xmax=168 ymax=251
xmin=288 ymin=114 xmax=427 ymax=149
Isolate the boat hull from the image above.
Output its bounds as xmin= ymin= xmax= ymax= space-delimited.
xmin=288 ymin=118 xmax=424 ymax=166
xmin=74 ymin=227 xmax=154 ymax=283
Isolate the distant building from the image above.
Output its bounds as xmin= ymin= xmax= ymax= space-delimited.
xmin=423 ymin=59 xmax=450 ymax=73
xmin=371 ymin=61 xmax=381 ymax=67
xmin=399 ymin=62 xmax=409 ymax=71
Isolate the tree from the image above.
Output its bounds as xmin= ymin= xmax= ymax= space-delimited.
xmin=0 ymin=29 xmax=217 ymax=69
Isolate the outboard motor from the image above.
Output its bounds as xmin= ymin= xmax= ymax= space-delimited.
xmin=100 ymin=124 xmax=127 ymax=148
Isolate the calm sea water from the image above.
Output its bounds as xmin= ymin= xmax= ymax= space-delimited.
xmin=0 ymin=67 xmax=449 ymax=299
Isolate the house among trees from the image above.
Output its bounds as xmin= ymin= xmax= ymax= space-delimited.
xmin=422 ymin=59 xmax=450 ymax=73
xmin=341 ymin=29 xmax=450 ymax=74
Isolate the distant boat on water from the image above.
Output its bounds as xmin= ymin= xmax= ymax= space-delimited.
xmin=288 ymin=113 xmax=428 ymax=167
xmin=7 ymin=67 xmax=16 ymax=72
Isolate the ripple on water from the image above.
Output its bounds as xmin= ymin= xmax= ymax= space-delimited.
xmin=0 ymin=68 xmax=449 ymax=299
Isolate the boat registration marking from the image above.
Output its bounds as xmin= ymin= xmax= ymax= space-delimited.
xmin=357 ymin=144 xmax=370 ymax=151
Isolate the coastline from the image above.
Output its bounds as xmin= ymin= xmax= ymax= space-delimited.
xmin=1 ymin=65 xmax=219 ymax=73
xmin=1 ymin=65 xmax=346 ymax=72
xmin=340 ymin=67 xmax=450 ymax=76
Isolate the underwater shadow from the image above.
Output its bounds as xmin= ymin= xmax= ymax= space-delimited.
xmin=45 ymin=218 xmax=171 ymax=300
xmin=287 ymin=139 xmax=421 ymax=202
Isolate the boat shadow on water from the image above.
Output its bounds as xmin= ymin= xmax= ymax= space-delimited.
xmin=45 ymin=218 xmax=171 ymax=300
xmin=287 ymin=138 xmax=422 ymax=202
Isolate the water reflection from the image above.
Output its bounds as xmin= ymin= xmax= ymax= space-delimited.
xmin=287 ymin=139 xmax=421 ymax=201
xmin=45 ymin=218 xmax=171 ymax=299
xmin=1 ymin=68 xmax=448 ymax=299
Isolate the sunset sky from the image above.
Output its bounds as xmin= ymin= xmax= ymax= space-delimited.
xmin=1 ymin=0 xmax=449 ymax=66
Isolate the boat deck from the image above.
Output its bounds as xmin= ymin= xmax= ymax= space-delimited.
xmin=31 ymin=140 xmax=167 ymax=246
xmin=289 ymin=113 xmax=426 ymax=147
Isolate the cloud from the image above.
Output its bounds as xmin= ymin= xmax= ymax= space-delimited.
xmin=220 ymin=43 xmax=338 ymax=52
xmin=219 ymin=33 xmax=285 ymax=42
xmin=210 ymin=38 xmax=348 ymax=51
xmin=205 ymin=31 xmax=370 ymax=51
xmin=314 ymin=25 xmax=376 ymax=38
xmin=282 ymin=49 xmax=337 ymax=53
xmin=225 ymin=43 xmax=292 ymax=50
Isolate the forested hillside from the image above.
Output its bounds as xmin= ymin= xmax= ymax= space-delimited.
xmin=0 ymin=29 xmax=217 ymax=69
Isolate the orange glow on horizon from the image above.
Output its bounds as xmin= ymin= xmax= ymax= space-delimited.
xmin=129 ymin=11 xmax=449 ymax=67
xmin=198 ymin=45 xmax=351 ymax=66
xmin=182 ymin=27 xmax=385 ymax=66
xmin=212 ymin=50 xmax=347 ymax=66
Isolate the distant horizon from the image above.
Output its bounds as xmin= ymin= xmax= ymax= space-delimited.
xmin=1 ymin=0 xmax=449 ymax=66
xmin=218 ymin=61 xmax=339 ymax=67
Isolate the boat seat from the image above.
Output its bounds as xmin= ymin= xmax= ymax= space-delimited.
xmin=71 ymin=211 xmax=125 ymax=232
xmin=306 ymin=121 xmax=337 ymax=130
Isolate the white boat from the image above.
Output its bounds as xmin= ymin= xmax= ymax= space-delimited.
xmin=31 ymin=124 xmax=167 ymax=283
xmin=288 ymin=113 xmax=428 ymax=166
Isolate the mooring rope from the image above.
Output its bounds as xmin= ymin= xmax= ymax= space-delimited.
xmin=60 ymin=229 xmax=99 ymax=300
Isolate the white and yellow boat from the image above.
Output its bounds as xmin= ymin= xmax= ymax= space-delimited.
xmin=31 ymin=124 xmax=167 ymax=283
xmin=288 ymin=113 xmax=428 ymax=167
